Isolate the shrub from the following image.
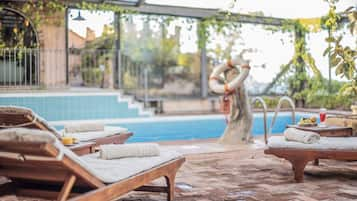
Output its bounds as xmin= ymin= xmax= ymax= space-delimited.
xmin=81 ymin=68 xmax=103 ymax=87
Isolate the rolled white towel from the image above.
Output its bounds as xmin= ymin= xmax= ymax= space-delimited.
xmin=99 ymin=143 xmax=160 ymax=160
xmin=65 ymin=122 xmax=105 ymax=133
xmin=284 ymin=128 xmax=320 ymax=144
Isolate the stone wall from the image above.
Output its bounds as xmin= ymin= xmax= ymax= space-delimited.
xmin=38 ymin=11 xmax=67 ymax=88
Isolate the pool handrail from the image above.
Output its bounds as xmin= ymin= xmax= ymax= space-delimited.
xmin=251 ymin=97 xmax=268 ymax=144
xmin=268 ymin=96 xmax=296 ymax=137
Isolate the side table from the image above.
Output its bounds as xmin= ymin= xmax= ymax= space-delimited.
xmin=287 ymin=125 xmax=352 ymax=137
xmin=67 ymin=141 xmax=96 ymax=156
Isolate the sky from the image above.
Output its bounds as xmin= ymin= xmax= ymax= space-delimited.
xmin=69 ymin=0 xmax=357 ymax=84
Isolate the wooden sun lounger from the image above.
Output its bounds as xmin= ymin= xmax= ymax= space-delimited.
xmin=0 ymin=140 xmax=185 ymax=201
xmin=265 ymin=143 xmax=357 ymax=183
xmin=0 ymin=106 xmax=133 ymax=146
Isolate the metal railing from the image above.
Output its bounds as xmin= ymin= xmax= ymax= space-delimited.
xmin=69 ymin=48 xmax=115 ymax=88
xmin=251 ymin=97 xmax=268 ymax=144
xmin=0 ymin=48 xmax=40 ymax=88
xmin=0 ymin=48 xmax=202 ymax=98
xmin=268 ymin=96 xmax=296 ymax=135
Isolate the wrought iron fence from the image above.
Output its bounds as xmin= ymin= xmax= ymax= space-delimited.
xmin=0 ymin=48 xmax=40 ymax=88
xmin=119 ymin=53 xmax=201 ymax=99
xmin=69 ymin=48 xmax=115 ymax=88
xmin=0 ymin=48 xmax=202 ymax=99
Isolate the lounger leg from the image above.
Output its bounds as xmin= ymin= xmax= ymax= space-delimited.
xmin=288 ymin=159 xmax=309 ymax=183
xmin=57 ymin=174 xmax=77 ymax=201
xmin=165 ymin=174 xmax=176 ymax=201
xmin=0 ymin=182 xmax=15 ymax=196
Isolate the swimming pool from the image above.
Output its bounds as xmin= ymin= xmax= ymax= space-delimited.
xmin=0 ymin=92 xmax=152 ymax=120
xmin=53 ymin=112 xmax=316 ymax=143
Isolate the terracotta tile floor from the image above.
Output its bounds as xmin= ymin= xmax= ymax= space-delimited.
xmin=4 ymin=147 xmax=357 ymax=201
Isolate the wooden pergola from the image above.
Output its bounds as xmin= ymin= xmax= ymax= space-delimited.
xmin=1 ymin=0 xmax=348 ymax=94
xmin=64 ymin=0 xmax=287 ymax=97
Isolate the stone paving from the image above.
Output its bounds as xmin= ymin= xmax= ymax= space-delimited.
xmin=3 ymin=146 xmax=357 ymax=201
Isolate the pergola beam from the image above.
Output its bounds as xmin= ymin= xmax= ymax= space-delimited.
xmin=121 ymin=4 xmax=286 ymax=26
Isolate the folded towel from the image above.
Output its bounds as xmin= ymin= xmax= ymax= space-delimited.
xmin=284 ymin=128 xmax=320 ymax=144
xmin=99 ymin=143 xmax=160 ymax=160
xmin=65 ymin=122 xmax=105 ymax=133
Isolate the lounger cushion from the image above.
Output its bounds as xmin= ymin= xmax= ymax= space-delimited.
xmin=61 ymin=126 xmax=128 ymax=142
xmin=0 ymin=128 xmax=56 ymax=143
xmin=268 ymin=136 xmax=357 ymax=150
xmin=80 ymin=148 xmax=181 ymax=183
xmin=52 ymin=134 xmax=182 ymax=184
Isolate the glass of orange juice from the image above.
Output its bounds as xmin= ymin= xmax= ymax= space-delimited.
xmin=62 ymin=137 xmax=74 ymax=145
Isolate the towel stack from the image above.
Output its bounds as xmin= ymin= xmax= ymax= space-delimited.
xmin=284 ymin=128 xmax=320 ymax=144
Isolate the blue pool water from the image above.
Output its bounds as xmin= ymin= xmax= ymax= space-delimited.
xmin=54 ymin=113 xmax=315 ymax=142
xmin=0 ymin=93 xmax=149 ymax=120
xmin=1 ymin=93 xmax=316 ymax=143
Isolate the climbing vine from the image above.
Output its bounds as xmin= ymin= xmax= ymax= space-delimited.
xmin=198 ymin=14 xmax=242 ymax=49
xmin=263 ymin=20 xmax=322 ymax=106
xmin=288 ymin=21 xmax=322 ymax=106
xmin=76 ymin=2 xmax=136 ymax=16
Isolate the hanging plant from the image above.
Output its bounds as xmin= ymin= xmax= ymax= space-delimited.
xmin=323 ymin=0 xmax=357 ymax=98
xmin=263 ymin=20 xmax=322 ymax=103
xmin=198 ymin=13 xmax=242 ymax=49
xmin=76 ymin=2 xmax=136 ymax=16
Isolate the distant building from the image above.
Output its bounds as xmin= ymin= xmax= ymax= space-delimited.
xmin=85 ymin=27 xmax=96 ymax=42
xmin=68 ymin=30 xmax=86 ymax=49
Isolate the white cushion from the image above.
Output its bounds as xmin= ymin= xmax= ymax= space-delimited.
xmin=61 ymin=126 xmax=128 ymax=142
xmin=55 ymin=142 xmax=181 ymax=183
xmin=268 ymin=136 xmax=357 ymax=150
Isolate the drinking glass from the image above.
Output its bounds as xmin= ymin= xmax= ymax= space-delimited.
xmin=319 ymin=108 xmax=327 ymax=127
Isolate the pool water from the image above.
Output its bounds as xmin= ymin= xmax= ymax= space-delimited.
xmin=55 ymin=112 xmax=315 ymax=142
xmin=0 ymin=93 xmax=149 ymax=121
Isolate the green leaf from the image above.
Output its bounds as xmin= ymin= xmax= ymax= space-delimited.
xmin=349 ymin=66 xmax=354 ymax=80
xmin=337 ymin=35 xmax=343 ymax=43
xmin=325 ymin=37 xmax=336 ymax=43
xmin=335 ymin=63 xmax=344 ymax=75
xmin=349 ymin=21 xmax=355 ymax=34
xmin=345 ymin=6 xmax=355 ymax=12
xmin=331 ymin=57 xmax=341 ymax=66
xmin=323 ymin=46 xmax=332 ymax=56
